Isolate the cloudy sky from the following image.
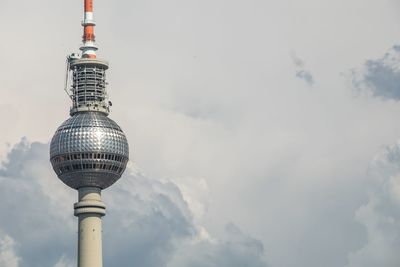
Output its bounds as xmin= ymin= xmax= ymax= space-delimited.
xmin=1 ymin=0 xmax=400 ymax=266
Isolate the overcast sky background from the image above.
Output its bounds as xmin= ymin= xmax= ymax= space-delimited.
xmin=1 ymin=0 xmax=400 ymax=266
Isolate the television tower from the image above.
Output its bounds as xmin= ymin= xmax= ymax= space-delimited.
xmin=49 ymin=1 xmax=129 ymax=266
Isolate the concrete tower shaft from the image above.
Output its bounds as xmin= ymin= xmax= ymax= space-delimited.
xmin=74 ymin=187 xmax=105 ymax=267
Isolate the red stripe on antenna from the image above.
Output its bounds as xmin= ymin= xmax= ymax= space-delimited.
xmin=85 ymin=0 xmax=93 ymax=12
xmin=83 ymin=25 xmax=95 ymax=41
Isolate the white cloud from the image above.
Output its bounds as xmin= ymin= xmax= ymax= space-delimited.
xmin=53 ymin=256 xmax=73 ymax=267
xmin=346 ymin=143 xmax=400 ymax=267
xmin=0 ymin=231 xmax=20 ymax=267
xmin=167 ymin=223 xmax=267 ymax=267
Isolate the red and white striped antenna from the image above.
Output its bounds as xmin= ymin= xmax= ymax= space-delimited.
xmin=81 ymin=0 xmax=98 ymax=58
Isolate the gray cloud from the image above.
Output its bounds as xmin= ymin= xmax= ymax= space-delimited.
xmin=296 ymin=70 xmax=314 ymax=86
xmin=0 ymin=140 xmax=269 ymax=267
xmin=352 ymin=45 xmax=400 ymax=100
xmin=291 ymin=53 xmax=314 ymax=86
xmin=0 ymin=139 xmax=75 ymax=267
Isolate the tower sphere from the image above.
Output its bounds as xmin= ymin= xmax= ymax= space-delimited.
xmin=50 ymin=112 xmax=129 ymax=189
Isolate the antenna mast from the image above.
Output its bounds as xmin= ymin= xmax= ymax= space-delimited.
xmin=81 ymin=0 xmax=98 ymax=58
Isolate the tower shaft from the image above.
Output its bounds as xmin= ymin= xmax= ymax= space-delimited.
xmin=74 ymin=187 xmax=106 ymax=267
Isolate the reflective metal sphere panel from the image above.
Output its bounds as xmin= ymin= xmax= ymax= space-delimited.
xmin=50 ymin=112 xmax=129 ymax=189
